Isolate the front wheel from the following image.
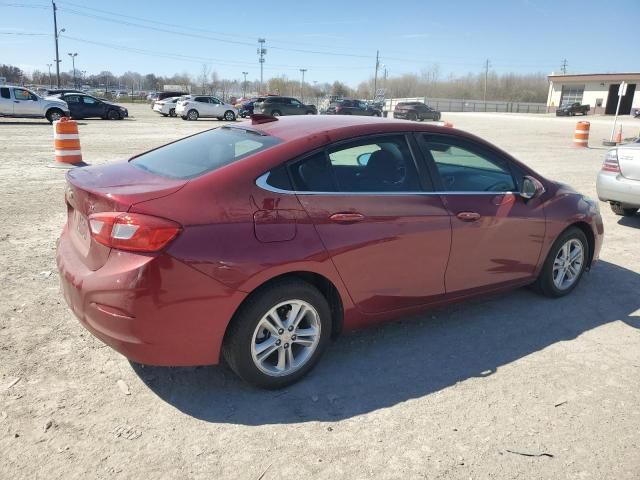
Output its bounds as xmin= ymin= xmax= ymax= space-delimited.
xmin=107 ymin=109 xmax=120 ymax=120
xmin=271 ymin=110 xmax=281 ymax=117
xmin=223 ymin=280 xmax=332 ymax=389
xmin=169 ymin=108 xmax=176 ymax=117
xmin=46 ymin=108 xmax=64 ymax=123
xmin=532 ymin=227 xmax=588 ymax=297
xmin=223 ymin=110 xmax=236 ymax=121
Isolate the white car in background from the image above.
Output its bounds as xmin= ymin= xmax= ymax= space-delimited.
xmin=175 ymin=95 xmax=237 ymax=121
xmin=152 ymin=96 xmax=180 ymax=117
xmin=597 ymin=142 xmax=640 ymax=216
xmin=0 ymin=85 xmax=70 ymax=123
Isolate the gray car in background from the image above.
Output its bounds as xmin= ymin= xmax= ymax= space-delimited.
xmin=253 ymin=96 xmax=317 ymax=117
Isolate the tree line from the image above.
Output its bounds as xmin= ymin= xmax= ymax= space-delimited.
xmin=1 ymin=63 xmax=548 ymax=103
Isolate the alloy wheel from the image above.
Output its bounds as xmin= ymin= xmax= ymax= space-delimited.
xmin=552 ymin=238 xmax=584 ymax=290
xmin=250 ymin=300 xmax=321 ymax=377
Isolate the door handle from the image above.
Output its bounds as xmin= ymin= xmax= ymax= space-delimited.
xmin=14 ymin=100 xmax=20 ymax=103
xmin=329 ymin=212 xmax=365 ymax=224
xmin=456 ymin=211 xmax=481 ymax=222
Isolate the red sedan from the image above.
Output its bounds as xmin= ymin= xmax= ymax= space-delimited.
xmin=56 ymin=115 xmax=604 ymax=388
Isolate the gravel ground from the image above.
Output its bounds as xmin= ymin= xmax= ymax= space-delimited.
xmin=1 ymin=105 xmax=639 ymax=479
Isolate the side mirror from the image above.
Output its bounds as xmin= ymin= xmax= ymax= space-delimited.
xmin=521 ymin=176 xmax=545 ymax=200
xmin=357 ymin=153 xmax=371 ymax=166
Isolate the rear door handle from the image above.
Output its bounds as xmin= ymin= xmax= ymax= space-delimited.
xmin=456 ymin=211 xmax=481 ymax=222
xmin=329 ymin=212 xmax=365 ymax=224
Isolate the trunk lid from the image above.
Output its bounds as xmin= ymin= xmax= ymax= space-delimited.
xmin=64 ymin=161 xmax=186 ymax=270
xmin=617 ymin=143 xmax=640 ymax=181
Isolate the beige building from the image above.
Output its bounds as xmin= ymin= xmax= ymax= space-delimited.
xmin=547 ymin=73 xmax=640 ymax=115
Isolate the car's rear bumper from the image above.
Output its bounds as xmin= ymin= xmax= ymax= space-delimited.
xmin=596 ymin=171 xmax=640 ymax=208
xmin=56 ymin=227 xmax=247 ymax=366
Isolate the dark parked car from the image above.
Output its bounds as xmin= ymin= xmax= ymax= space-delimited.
xmin=394 ymin=101 xmax=441 ymax=121
xmin=46 ymin=89 xmax=84 ymax=96
xmin=57 ymin=93 xmax=128 ymax=120
xmin=253 ymin=96 xmax=317 ymax=116
xmin=325 ymin=99 xmax=381 ymax=116
xmin=238 ymin=97 xmax=267 ymax=118
xmin=57 ymin=115 xmax=603 ymax=389
xmin=556 ymin=102 xmax=590 ymax=116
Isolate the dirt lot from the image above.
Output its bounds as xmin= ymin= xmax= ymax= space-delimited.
xmin=1 ymin=105 xmax=639 ymax=479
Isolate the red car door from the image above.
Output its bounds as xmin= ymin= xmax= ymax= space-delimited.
xmin=417 ymin=134 xmax=546 ymax=293
xmin=290 ymin=134 xmax=451 ymax=314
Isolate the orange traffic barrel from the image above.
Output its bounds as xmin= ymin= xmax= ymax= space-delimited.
xmin=48 ymin=117 xmax=88 ymax=168
xmin=573 ymin=121 xmax=590 ymax=148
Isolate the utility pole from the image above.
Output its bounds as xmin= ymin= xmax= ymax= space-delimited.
xmin=483 ymin=59 xmax=491 ymax=102
xmin=373 ymin=50 xmax=379 ymax=100
xmin=46 ymin=63 xmax=53 ymax=88
xmin=561 ymin=59 xmax=568 ymax=74
xmin=52 ymin=1 xmax=62 ymax=87
xmin=68 ymin=53 xmax=77 ymax=88
xmin=257 ymin=38 xmax=266 ymax=93
xmin=242 ymin=71 xmax=248 ymax=98
xmin=300 ymin=68 xmax=307 ymax=102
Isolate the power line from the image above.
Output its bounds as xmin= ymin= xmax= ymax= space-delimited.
xmin=561 ymin=59 xmax=568 ymax=74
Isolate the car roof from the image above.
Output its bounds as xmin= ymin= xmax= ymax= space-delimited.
xmin=243 ymin=115 xmax=447 ymax=143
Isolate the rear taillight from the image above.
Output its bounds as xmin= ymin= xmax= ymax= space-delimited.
xmin=88 ymin=212 xmax=182 ymax=252
xmin=602 ymin=149 xmax=620 ymax=173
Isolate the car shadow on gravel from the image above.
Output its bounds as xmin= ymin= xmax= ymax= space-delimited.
xmin=618 ymin=214 xmax=640 ymax=228
xmin=133 ymin=260 xmax=639 ymax=425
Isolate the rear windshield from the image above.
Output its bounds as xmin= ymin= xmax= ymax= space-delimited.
xmin=130 ymin=127 xmax=281 ymax=179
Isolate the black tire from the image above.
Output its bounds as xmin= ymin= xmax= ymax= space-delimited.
xmin=223 ymin=110 xmax=236 ymax=121
xmin=407 ymin=112 xmax=417 ymax=121
xmin=223 ymin=280 xmax=332 ymax=389
xmin=306 ymin=111 xmax=315 ymax=115
xmin=46 ymin=108 xmax=64 ymax=123
xmin=107 ymin=109 xmax=120 ymax=120
xmin=181 ymin=116 xmax=188 ymax=120
xmin=169 ymin=108 xmax=176 ymax=117
xmin=187 ymin=109 xmax=199 ymax=121
xmin=271 ymin=110 xmax=281 ymax=117
xmin=610 ymin=203 xmax=637 ymax=216
xmin=532 ymin=226 xmax=588 ymax=298
xmin=435 ymin=113 xmax=441 ymax=121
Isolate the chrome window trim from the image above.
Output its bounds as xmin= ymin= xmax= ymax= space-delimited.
xmin=256 ymin=172 xmax=516 ymax=196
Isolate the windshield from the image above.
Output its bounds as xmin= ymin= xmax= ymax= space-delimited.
xmin=130 ymin=127 xmax=282 ymax=179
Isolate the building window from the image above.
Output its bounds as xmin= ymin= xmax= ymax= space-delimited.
xmin=560 ymin=85 xmax=585 ymax=107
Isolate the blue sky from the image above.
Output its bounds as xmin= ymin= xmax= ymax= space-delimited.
xmin=1 ymin=0 xmax=638 ymax=86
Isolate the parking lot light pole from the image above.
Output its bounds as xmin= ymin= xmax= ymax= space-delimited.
xmin=242 ymin=71 xmax=248 ymax=98
xmin=46 ymin=63 xmax=53 ymax=88
xmin=51 ymin=1 xmax=64 ymax=87
xmin=257 ymin=38 xmax=266 ymax=93
xmin=68 ymin=52 xmax=77 ymax=88
xmin=300 ymin=69 xmax=307 ymax=102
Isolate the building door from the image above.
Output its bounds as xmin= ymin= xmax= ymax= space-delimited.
xmin=606 ymin=84 xmax=636 ymax=115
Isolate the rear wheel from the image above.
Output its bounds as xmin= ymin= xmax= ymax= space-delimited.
xmin=610 ymin=203 xmax=637 ymax=216
xmin=187 ymin=109 xmax=199 ymax=121
xmin=223 ymin=280 xmax=332 ymax=389
xmin=169 ymin=108 xmax=176 ymax=117
xmin=46 ymin=108 xmax=64 ymax=123
xmin=532 ymin=227 xmax=588 ymax=297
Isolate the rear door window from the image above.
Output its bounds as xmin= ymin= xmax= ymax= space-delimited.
xmin=131 ymin=127 xmax=281 ymax=179
xmin=0 ymin=88 xmax=10 ymax=99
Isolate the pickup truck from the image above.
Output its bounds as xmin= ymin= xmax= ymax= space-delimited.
xmin=0 ymin=85 xmax=70 ymax=123
xmin=556 ymin=102 xmax=590 ymax=116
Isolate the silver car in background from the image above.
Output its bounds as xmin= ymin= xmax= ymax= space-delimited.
xmin=597 ymin=142 xmax=640 ymax=216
